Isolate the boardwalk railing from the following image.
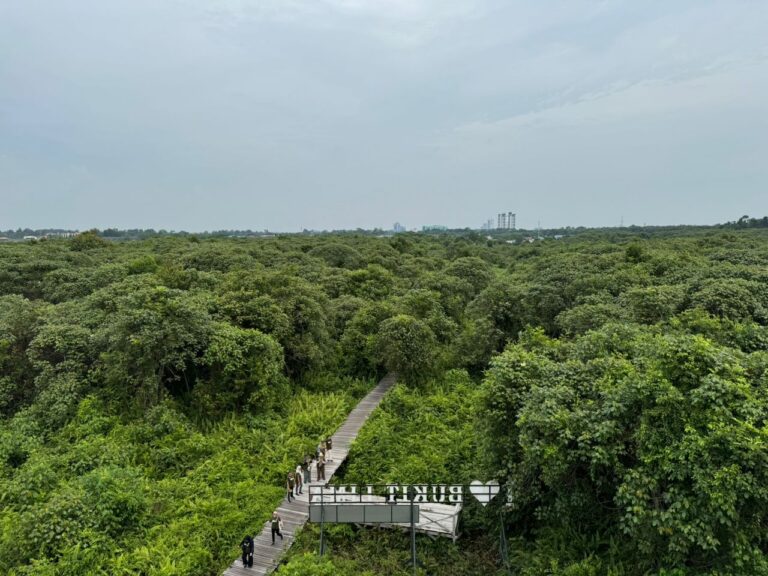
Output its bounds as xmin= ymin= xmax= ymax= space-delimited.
xmin=307 ymin=484 xmax=462 ymax=542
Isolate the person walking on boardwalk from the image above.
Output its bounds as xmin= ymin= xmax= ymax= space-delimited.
xmin=303 ymin=454 xmax=312 ymax=485
xmin=240 ymin=535 xmax=253 ymax=567
xmin=317 ymin=441 xmax=325 ymax=461
xmin=271 ymin=511 xmax=284 ymax=545
xmin=286 ymin=472 xmax=295 ymax=502
xmin=325 ymin=436 xmax=333 ymax=462
xmin=317 ymin=451 xmax=326 ymax=481
xmin=294 ymin=463 xmax=303 ymax=495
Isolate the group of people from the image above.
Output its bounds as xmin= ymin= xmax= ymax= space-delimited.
xmin=285 ymin=436 xmax=333 ymax=502
xmin=239 ymin=437 xmax=336 ymax=566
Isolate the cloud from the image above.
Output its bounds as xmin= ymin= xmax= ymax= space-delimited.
xmin=1 ymin=0 xmax=767 ymax=230
xmin=451 ymin=56 xmax=768 ymax=138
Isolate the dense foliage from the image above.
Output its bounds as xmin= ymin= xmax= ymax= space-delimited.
xmin=1 ymin=227 xmax=768 ymax=574
xmin=480 ymin=325 xmax=768 ymax=574
xmin=280 ymin=370 xmax=501 ymax=575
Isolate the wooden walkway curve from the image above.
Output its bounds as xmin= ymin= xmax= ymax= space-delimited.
xmin=223 ymin=373 xmax=397 ymax=576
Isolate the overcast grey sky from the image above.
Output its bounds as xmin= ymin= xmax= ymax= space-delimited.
xmin=1 ymin=1 xmax=767 ymax=231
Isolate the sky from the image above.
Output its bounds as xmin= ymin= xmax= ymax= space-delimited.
xmin=1 ymin=0 xmax=767 ymax=232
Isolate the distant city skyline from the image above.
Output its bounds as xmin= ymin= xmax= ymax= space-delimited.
xmin=2 ymin=1 xmax=767 ymax=232
xmin=0 ymin=211 xmax=764 ymax=234
xmin=6 ymin=215 xmax=763 ymax=237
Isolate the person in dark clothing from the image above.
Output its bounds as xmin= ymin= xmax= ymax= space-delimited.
xmin=302 ymin=455 xmax=311 ymax=485
xmin=286 ymin=472 xmax=295 ymax=502
xmin=271 ymin=511 xmax=284 ymax=545
xmin=240 ymin=535 xmax=254 ymax=567
xmin=325 ymin=436 xmax=333 ymax=462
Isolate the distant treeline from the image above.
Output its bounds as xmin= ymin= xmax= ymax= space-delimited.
xmin=2 ymin=215 xmax=767 ymax=241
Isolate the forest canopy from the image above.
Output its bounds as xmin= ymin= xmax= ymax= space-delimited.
xmin=1 ymin=227 xmax=768 ymax=575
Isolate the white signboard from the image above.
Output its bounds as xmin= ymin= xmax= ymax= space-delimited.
xmin=309 ymin=481 xmax=500 ymax=507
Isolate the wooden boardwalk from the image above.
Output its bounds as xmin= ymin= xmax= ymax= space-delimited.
xmin=223 ymin=373 xmax=397 ymax=576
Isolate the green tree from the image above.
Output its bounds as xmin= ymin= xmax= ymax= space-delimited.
xmin=622 ymin=285 xmax=685 ymax=324
xmin=688 ymin=278 xmax=767 ymax=323
xmin=467 ymin=278 xmax=530 ymax=351
xmin=375 ymin=314 xmax=437 ymax=384
xmin=444 ymin=256 xmax=493 ymax=297
xmin=195 ymin=322 xmax=286 ymax=415
xmin=97 ymin=285 xmax=212 ymax=407
xmin=480 ymin=328 xmax=768 ymax=572
xmin=308 ymin=242 xmax=363 ymax=269
xmin=340 ymin=301 xmax=396 ymax=377
xmin=555 ymin=297 xmax=626 ymax=335
xmin=69 ymin=229 xmax=107 ymax=251
xmin=0 ymin=295 xmax=41 ymax=415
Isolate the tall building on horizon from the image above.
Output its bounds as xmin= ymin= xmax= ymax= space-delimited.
xmin=496 ymin=212 xmax=516 ymax=230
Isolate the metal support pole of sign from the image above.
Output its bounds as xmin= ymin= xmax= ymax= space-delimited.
xmin=319 ymin=486 xmax=326 ymax=557
xmin=498 ymin=498 xmax=512 ymax=575
xmin=410 ymin=492 xmax=417 ymax=575
xmin=498 ymin=510 xmax=506 ymax=567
